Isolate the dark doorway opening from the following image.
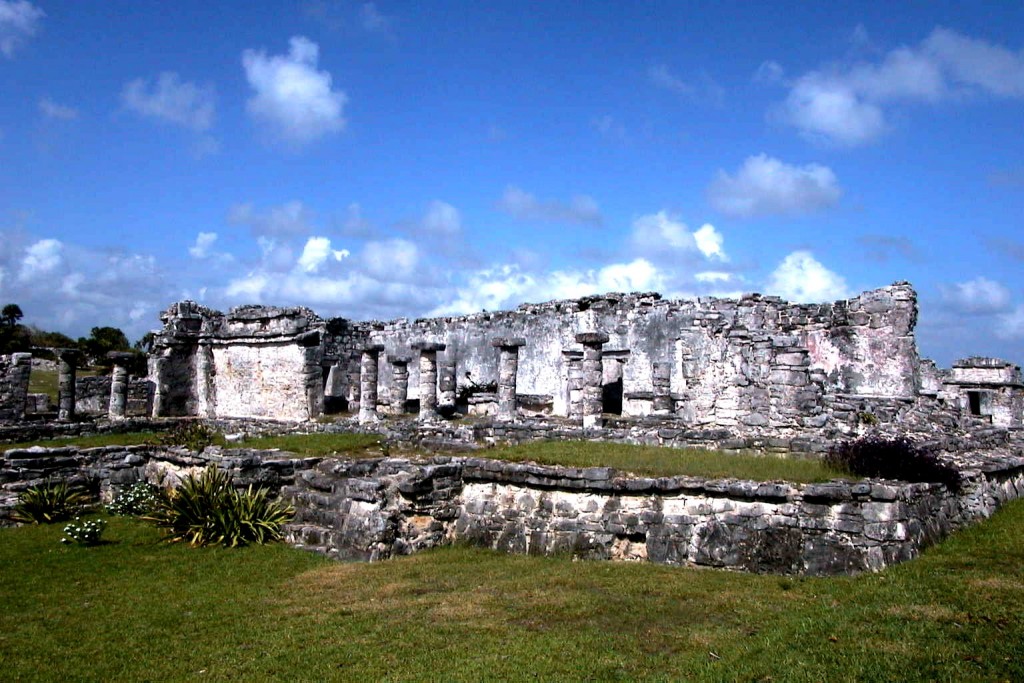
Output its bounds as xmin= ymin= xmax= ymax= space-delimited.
xmin=967 ymin=391 xmax=982 ymax=416
xmin=602 ymin=378 xmax=623 ymax=415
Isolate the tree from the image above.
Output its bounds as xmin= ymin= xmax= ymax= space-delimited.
xmin=80 ymin=326 xmax=131 ymax=364
xmin=134 ymin=331 xmax=157 ymax=354
xmin=2 ymin=304 xmax=23 ymax=328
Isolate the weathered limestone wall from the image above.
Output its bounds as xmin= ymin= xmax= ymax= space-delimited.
xmin=283 ymin=450 xmax=1024 ymax=575
xmin=3 ymin=443 xmax=1021 ymax=576
xmin=332 ymin=283 xmax=921 ymax=426
xmin=149 ymin=302 xmax=325 ymax=422
xmin=0 ymin=353 xmax=32 ymax=421
xmin=73 ymin=376 xmax=155 ymax=417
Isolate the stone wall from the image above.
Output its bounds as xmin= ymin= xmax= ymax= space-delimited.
xmin=73 ymin=376 xmax=155 ymax=417
xmin=147 ymin=283 xmax=1021 ymax=431
xmin=0 ymin=353 xmax=32 ymax=421
xmin=149 ymin=302 xmax=324 ymax=421
xmin=276 ymin=448 xmax=1024 ymax=575
xmin=6 ymin=439 xmax=1019 ymax=576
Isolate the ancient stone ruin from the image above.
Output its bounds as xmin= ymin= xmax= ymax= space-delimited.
xmin=2 ymin=282 xmax=1022 ymax=576
xmin=142 ymin=282 xmax=1021 ymax=432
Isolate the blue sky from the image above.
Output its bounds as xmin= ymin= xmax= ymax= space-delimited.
xmin=1 ymin=1 xmax=1022 ymax=367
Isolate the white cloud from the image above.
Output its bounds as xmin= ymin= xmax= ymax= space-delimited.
xmin=38 ymin=97 xmax=78 ymax=120
xmin=695 ymin=271 xmax=732 ymax=284
xmin=0 ymin=0 xmax=43 ymax=58
xmin=648 ymin=64 xmax=692 ymax=95
xmin=434 ymin=259 xmax=669 ymax=317
xmin=229 ymin=201 xmax=313 ymax=237
xmin=121 ymin=72 xmax=216 ymax=131
xmin=296 ymin=236 xmax=349 ymax=273
xmin=693 ymin=224 xmax=725 ymax=260
xmin=996 ymin=305 xmax=1024 ymax=340
xmin=754 ymin=60 xmax=784 ymax=84
xmin=630 ymin=211 xmax=727 ymax=261
xmin=497 ymin=186 xmax=602 ymax=225
xmin=422 ymin=200 xmax=461 ymax=235
xmin=764 ymin=251 xmax=849 ymax=303
xmin=18 ymin=238 xmax=62 ymax=280
xmin=361 ymin=3 xmax=391 ymax=32
xmin=188 ymin=232 xmax=219 ymax=259
xmin=708 ymin=154 xmax=842 ymax=218
xmin=940 ymin=277 xmax=1012 ymax=314
xmin=243 ymin=36 xmax=347 ymax=145
xmin=363 ymin=238 xmax=417 ymax=280
xmin=774 ymin=28 xmax=1024 ymax=146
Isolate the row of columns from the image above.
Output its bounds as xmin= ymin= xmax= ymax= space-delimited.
xmin=54 ymin=349 xmax=136 ymax=422
xmin=355 ymin=333 xmax=618 ymax=426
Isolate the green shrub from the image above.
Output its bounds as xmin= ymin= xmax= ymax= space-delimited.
xmin=61 ymin=517 xmax=106 ymax=546
xmin=152 ymin=421 xmax=220 ymax=452
xmin=826 ymin=435 xmax=962 ymax=491
xmin=11 ymin=480 xmax=91 ymax=524
xmin=106 ymin=482 xmax=159 ymax=516
xmin=144 ymin=467 xmax=294 ymax=547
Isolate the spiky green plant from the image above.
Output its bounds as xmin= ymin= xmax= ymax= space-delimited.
xmin=11 ymin=480 xmax=91 ymax=524
xmin=144 ymin=467 xmax=294 ymax=547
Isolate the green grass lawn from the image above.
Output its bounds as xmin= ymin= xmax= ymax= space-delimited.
xmin=486 ymin=440 xmax=844 ymax=482
xmin=27 ymin=367 xmax=100 ymax=403
xmin=1 ymin=501 xmax=1023 ymax=681
xmin=232 ymin=432 xmax=385 ymax=457
xmin=0 ymin=431 xmax=165 ymax=452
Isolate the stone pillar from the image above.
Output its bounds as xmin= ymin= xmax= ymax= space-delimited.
xmin=652 ymin=361 xmax=672 ymax=415
xmin=300 ymin=332 xmax=324 ymax=420
xmin=358 ymin=344 xmax=385 ymax=423
xmin=412 ymin=341 xmax=446 ymax=421
xmin=576 ymin=332 xmax=609 ymax=429
xmin=345 ymin=357 xmax=361 ymax=413
xmin=390 ymin=356 xmax=411 ymax=414
xmin=107 ymin=351 xmax=135 ymax=420
xmin=438 ymin=360 xmax=457 ymax=413
xmin=8 ymin=353 xmax=32 ymax=420
xmin=492 ymin=337 xmax=526 ymax=420
xmin=194 ymin=342 xmax=216 ymax=418
xmin=57 ymin=348 xmax=79 ymax=422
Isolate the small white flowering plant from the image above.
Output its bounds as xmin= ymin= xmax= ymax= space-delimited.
xmin=61 ymin=517 xmax=106 ymax=546
xmin=106 ymin=482 xmax=159 ymax=516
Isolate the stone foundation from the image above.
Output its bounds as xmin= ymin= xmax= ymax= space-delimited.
xmin=3 ymin=439 xmax=1022 ymax=576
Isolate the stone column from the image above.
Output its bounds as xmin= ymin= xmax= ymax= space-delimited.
xmin=193 ymin=342 xmax=216 ymax=418
xmin=576 ymin=332 xmax=609 ymax=429
xmin=492 ymin=337 xmax=526 ymax=420
xmin=358 ymin=344 xmax=385 ymax=423
xmin=56 ymin=348 xmax=79 ymax=422
xmin=390 ymin=356 xmax=411 ymax=414
xmin=412 ymin=341 xmax=446 ymax=421
xmin=107 ymin=351 xmax=135 ymax=420
xmin=345 ymin=357 xmax=361 ymax=413
xmin=438 ymin=360 xmax=457 ymax=413
xmin=652 ymin=361 xmax=672 ymax=415
xmin=8 ymin=353 xmax=32 ymax=420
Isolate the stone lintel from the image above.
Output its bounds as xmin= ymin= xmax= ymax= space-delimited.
xmin=56 ymin=348 xmax=80 ymax=361
xmin=362 ymin=343 xmax=386 ymax=354
xmin=575 ymin=332 xmax=609 ymax=345
xmin=390 ymin=355 xmax=412 ymax=365
xmin=491 ymin=337 xmax=526 ymax=348
xmin=411 ymin=341 xmax=447 ymax=352
xmin=106 ymin=351 xmax=136 ymax=364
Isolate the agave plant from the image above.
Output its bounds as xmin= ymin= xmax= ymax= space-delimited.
xmin=144 ymin=467 xmax=294 ymax=547
xmin=12 ymin=479 xmax=91 ymax=524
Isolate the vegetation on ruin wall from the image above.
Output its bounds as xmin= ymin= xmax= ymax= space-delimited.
xmin=235 ymin=432 xmax=384 ymax=456
xmin=489 ymin=440 xmax=845 ymax=483
xmin=0 ymin=431 xmax=166 ymax=452
xmin=2 ymin=503 xmax=1023 ymax=681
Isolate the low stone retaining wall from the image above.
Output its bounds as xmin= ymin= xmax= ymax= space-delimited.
xmin=5 ymin=441 xmax=1021 ymax=576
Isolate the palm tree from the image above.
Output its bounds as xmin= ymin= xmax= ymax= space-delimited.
xmin=2 ymin=304 xmax=23 ymax=328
